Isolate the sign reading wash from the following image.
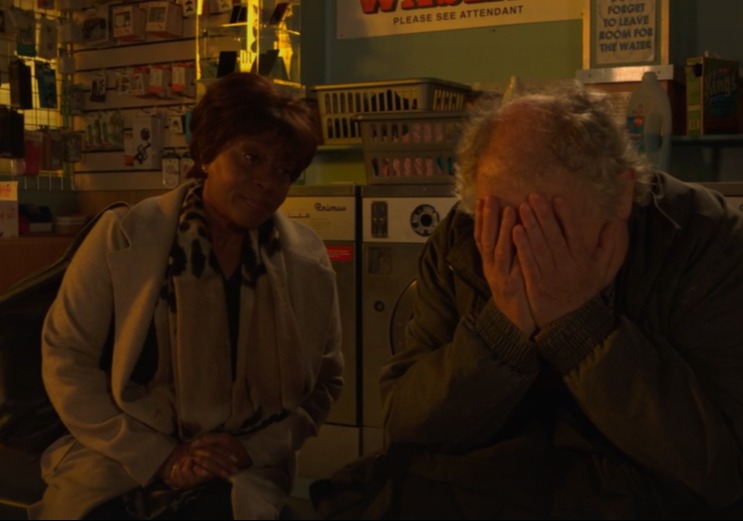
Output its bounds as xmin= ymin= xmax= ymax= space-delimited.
xmin=337 ymin=0 xmax=582 ymax=39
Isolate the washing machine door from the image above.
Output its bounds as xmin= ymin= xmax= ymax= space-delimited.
xmin=389 ymin=279 xmax=416 ymax=355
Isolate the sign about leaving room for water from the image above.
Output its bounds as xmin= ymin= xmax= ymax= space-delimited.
xmin=592 ymin=0 xmax=659 ymax=66
xmin=337 ymin=0 xmax=582 ymax=40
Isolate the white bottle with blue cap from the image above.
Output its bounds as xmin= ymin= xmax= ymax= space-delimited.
xmin=626 ymin=71 xmax=672 ymax=172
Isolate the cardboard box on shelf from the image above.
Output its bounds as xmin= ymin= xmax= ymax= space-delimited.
xmin=112 ymin=4 xmax=147 ymax=42
xmin=685 ymin=56 xmax=740 ymax=136
xmin=146 ymin=1 xmax=183 ymax=39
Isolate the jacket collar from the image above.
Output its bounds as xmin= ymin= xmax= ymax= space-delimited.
xmin=617 ymin=172 xmax=686 ymax=313
xmin=445 ymin=211 xmax=491 ymax=298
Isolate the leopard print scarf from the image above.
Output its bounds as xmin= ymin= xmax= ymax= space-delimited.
xmin=151 ymin=182 xmax=304 ymax=441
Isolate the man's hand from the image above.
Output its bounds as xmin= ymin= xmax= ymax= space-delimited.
xmin=475 ymin=197 xmax=536 ymax=338
xmin=512 ymin=193 xmax=628 ymax=328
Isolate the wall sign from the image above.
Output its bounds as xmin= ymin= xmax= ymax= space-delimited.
xmin=584 ymin=0 xmax=668 ymax=68
xmin=337 ymin=0 xmax=583 ymax=40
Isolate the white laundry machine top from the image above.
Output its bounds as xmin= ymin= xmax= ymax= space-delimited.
xmin=361 ymin=184 xmax=459 ymax=243
xmin=279 ymin=185 xmax=359 ymax=242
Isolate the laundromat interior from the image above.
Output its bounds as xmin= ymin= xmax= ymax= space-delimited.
xmin=2 ymin=0 xmax=743 ymax=518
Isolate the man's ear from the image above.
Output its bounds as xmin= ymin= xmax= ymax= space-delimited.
xmin=617 ymin=169 xmax=636 ymax=219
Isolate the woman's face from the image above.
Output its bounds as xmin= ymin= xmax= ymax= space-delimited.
xmin=202 ymin=133 xmax=294 ymax=232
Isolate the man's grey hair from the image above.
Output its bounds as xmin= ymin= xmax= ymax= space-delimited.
xmin=454 ymin=80 xmax=655 ymax=215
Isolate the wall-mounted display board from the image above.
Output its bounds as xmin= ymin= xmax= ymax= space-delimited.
xmin=0 ymin=0 xmax=73 ymax=188
xmin=70 ymin=0 xmax=197 ymax=192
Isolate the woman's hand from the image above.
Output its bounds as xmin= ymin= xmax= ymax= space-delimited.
xmin=188 ymin=432 xmax=253 ymax=480
xmin=159 ymin=432 xmax=253 ymax=490
xmin=159 ymin=443 xmax=216 ymax=490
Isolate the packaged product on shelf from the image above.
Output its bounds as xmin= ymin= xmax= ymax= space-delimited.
xmin=62 ymin=131 xmax=84 ymax=163
xmin=35 ymin=62 xmax=58 ymax=109
xmin=38 ymin=18 xmax=58 ymax=60
xmin=123 ymin=129 xmax=135 ymax=167
xmin=149 ymin=64 xmax=172 ymax=98
xmin=112 ymin=4 xmax=147 ymax=43
xmin=41 ymin=128 xmax=64 ymax=171
xmin=23 ymin=130 xmax=43 ymax=175
xmin=8 ymin=58 xmax=32 ymax=110
xmin=79 ymin=5 xmax=110 ymax=46
xmin=8 ymin=7 xmax=35 ymax=57
xmin=626 ymin=71 xmax=672 ymax=172
xmin=161 ymin=149 xmax=181 ymax=188
xmin=0 ymin=107 xmax=25 ymax=158
xmin=131 ymin=114 xmax=164 ymax=170
xmin=180 ymin=152 xmax=195 ymax=178
xmin=0 ymin=181 xmax=19 ymax=239
xmin=171 ymin=62 xmax=196 ymax=98
xmin=146 ymin=1 xmax=183 ymax=39
xmin=685 ymin=55 xmax=740 ymax=135
xmin=130 ymin=66 xmax=151 ymax=97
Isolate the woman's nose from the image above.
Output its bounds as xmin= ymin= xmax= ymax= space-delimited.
xmin=252 ymin=163 xmax=285 ymax=188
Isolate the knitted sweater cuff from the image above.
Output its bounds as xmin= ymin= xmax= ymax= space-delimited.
xmin=473 ymin=300 xmax=537 ymax=373
xmin=535 ymin=296 xmax=615 ymax=374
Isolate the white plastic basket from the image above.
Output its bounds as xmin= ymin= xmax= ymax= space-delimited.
xmin=359 ymin=111 xmax=466 ymax=185
xmin=312 ymin=78 xmax=471 ymax=145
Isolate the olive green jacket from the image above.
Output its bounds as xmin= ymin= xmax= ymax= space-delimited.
xmin=380 ymin=172 xmax=743 ymax=519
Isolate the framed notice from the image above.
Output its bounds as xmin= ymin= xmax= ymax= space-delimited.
xmin=583 ymin=0 xmax=669 ymax=68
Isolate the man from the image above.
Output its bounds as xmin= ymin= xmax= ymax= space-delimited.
xmin=379 ymin=81 xmax=743 ymax=519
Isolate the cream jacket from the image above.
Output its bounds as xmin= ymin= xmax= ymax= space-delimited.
xmin=30 ymin=182 xmax=344 ymax=519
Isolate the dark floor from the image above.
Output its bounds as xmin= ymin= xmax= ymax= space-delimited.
xmin=0 ymin=446 xmax=315 ymax=520
xmin=0 ymin=447 xmax=45 ymax=520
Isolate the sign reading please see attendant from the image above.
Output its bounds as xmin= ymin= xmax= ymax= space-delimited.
xmin=337 ymin=0 xmax=582 ymax=39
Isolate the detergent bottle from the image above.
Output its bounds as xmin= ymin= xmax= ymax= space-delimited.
xmin=626 ymin=71 xmax=672 ymax=172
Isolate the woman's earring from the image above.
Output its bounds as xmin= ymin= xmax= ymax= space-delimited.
xmin=201 ymin=164 xmax=208 ymax=175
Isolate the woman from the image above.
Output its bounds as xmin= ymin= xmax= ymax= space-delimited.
xmin=31 ymin=73 xmax=344 ymax=520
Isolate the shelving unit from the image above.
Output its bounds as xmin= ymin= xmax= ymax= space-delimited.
xmin=672 ymin=134 xmax=743 ymax=145
xmin=670 ymin=134 xmax=743 ymax=183
xmin=0 ymin=0 xmax=75 ymax=189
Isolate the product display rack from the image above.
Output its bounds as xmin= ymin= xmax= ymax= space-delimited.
xmin=0 ymin=0 xmax=75 ymax=189
xmin=195 ymin=0 xmax=301 ymax=98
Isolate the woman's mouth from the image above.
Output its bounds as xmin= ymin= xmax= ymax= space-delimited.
xmin=238 ymin=195 xmax=270 ymax=212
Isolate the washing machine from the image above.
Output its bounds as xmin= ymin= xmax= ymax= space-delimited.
xmin=360 ymin=184 xmax=458 ymax=455
xmin=279 ymin=184 xmax=362 ymax=480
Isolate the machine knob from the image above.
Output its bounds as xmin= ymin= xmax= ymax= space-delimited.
xmin=410 ymin=204 xmax=440 ymax=237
